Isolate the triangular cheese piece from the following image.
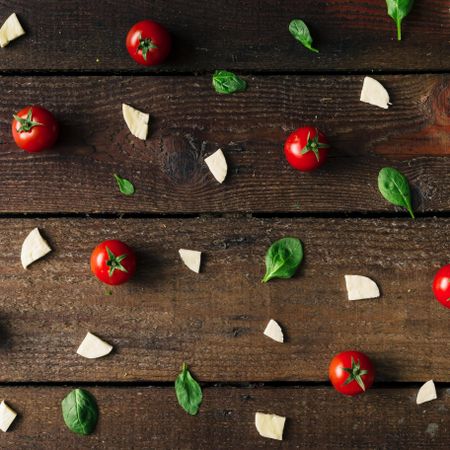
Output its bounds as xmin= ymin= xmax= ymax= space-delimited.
xmin=263 ymin=319 xmax=284 ymax=343
xmin=178 ymin=249 xmax=201 ymax=273
xmin=0 ymin=13 xmax=25 ymax=48
xmin=255 ymin=412 xmax=285 ymax=440
xmin=360 ymin=76 xmax=391 ymax=109
xmin=77 ymin=332 xmax=113 ymax=359
xmin=416 ymin=380 xmax=437 ymax=405
xmin=205 ymin=149 xmax=227 ymax=183
xmin=345 ymin=275 xmax=380 ymax=301
xmin=21 ymin=228 xmax=52 ymax=269
xmin=122 ymin=103 xmax=149 ymax=140
xmin=0 ymin=401 xmax=17 ymax=432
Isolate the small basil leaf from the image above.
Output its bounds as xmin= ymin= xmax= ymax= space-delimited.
xmin=212 ymin=70 xmax=247 ymax=94
xmin=386 ymin=0 xmax=414 ymax=40
xmin=262 ymin=237 xmax=303 ymax=283
xmin=114 ymin=174 xmax=135 ymax=196
xmin=289 ymin=19 xmax=319 ymax=53
xmin=175 ymin=363 xmax=203 ymax=415
xmin=378 ymin=167 xmax=415 ymax=218
xmin=61 ymin=388 xmax=98 ymax=435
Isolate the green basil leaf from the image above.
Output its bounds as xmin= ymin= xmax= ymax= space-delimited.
xmin=61 ymin=389 xmax=98 ymax=435
xmin=386 ymin=0 xmax=414 ymax=40
xmin=378 ymin=167 xmax=415 ymax=218
xmin=289 ymin=19 xmax=319 ymax=53
xmin=262 ymin=237 xmax=303 ymax=283
xmin=114 ymin=173 xmax=135 ymax=196
xmin=175 ymin=363 xmax=202 ymax=415
xmin=212 ymin=70 xmax=247 ymax=94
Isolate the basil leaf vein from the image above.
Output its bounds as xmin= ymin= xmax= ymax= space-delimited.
xmin=262 ymin=237 xmax=303 ymax=283
xmin=114 ymin=173 xmax=135 ymax=196
xmin=289 ymin=19 xmax=319 ymax=53
xmin=61 ymin=388 xmax=98 ymax=435
xmin=175 ymin=363 xmax=203 ymax=415
xmin=378 ymin=167 xmax=415 ymax=218
xmin=212 ymin=70 xmax=247 ymax=94
xmin=386 ymin=0 xmax=414 ymax=40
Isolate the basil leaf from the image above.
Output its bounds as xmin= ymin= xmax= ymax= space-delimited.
xmin=262 ymin=237 xmax=303 ymax=283
xmin=212 ymin=70 xmax=247 ymax=94
xmin=175 ymin=363 xmax=202 ymax=415
xmin=378 ymin=167 xmax=415 ymax=218
xmin=61 ymin=389 xmax=98 ymax=435
xmin=114 ymin=173 xmax=135 ymax=196
xmin=386 ymin=0 xmax=414 ymax=40
xmin=289 ymin=19 xmax=319 ymax=53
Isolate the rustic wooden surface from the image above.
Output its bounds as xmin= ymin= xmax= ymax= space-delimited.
xmin=0 ymin=386 xmax=448 ymax=449
xmin=0 ymin=0 xmax=448 ymax=72
xmin=0 ymin=75 xmax=448 ymax=214
xmin=0 ymin=0 xmax=448 ymax=448
xmin=0 ymin=217 xmax=448 ymax=383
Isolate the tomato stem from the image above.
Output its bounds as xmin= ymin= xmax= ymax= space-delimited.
xmin=300 ymin=129 xmax=329 ymax=162
xmin=105 ymin=246 xmax=128 ymax=277
xmin=13 ymin=108 xmax=43 ymax=133
xmin=137 ymin=34 xmax=158 ymax=61
xmin=342 ymin=357 xmax=368 ymax=391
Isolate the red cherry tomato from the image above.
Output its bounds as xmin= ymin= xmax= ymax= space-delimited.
xmin=90 ymin=240 xmax=136 ymax=286
xmin=329 ymin=350 xmax=375 ymax=396
xmin=12 ymin=105 xmax=59 ymax=153
xmin=432 ymin=264 xmax=450 ymax=309
xmin=284 ymin=126 xmax=330 ymax=172
xmin=126 ymin=20 xmax=171 ymax=66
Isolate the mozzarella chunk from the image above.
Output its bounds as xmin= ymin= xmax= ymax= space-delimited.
xmin=360 ymin=76 xmax=391 ymax=109
xmin=263 ymin=319 xmax=284 ymax=343
xmin=345 ymin=275 xmax=380 ymax=301
xmin=122 ymin=103 xmax=149 ymax=140
xmin=255 ymin=412 xmax=285 ymax=440
xmin=77 ymin=332 xmax=113 ymax=359
xmin=0 ymin=13 xmax=25 ymax=48
xmin=416 ymin=380 xmax=437 ymax=405
xmin=205 ymin=149 xmax=227 ymax=183
xmin=21 ymin=228 xmax=52 ymax=269
xmin=178 ymin=249 xmax=201 ymax=273
xmin=0 ymin=401 xmax=17 ymax=432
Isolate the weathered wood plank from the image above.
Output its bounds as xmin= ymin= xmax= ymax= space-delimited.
xmin=0 ymin=386 xmax=448 ymax=449
xmin=0 ymin=217 xmax=448 ymax=382
xmin=0 ymin=75 xmax=448 ymax=213
xmin=0 ymin=1 xmax=448 ymax=72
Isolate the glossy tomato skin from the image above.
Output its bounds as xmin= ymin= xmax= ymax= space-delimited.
xmin=284 ymin=126 xmax=329 ymax=172
xmin=12 ymin=105 xmax=59 ymax=153
xmin=90 ymin=240 xmax=136 ymax=286
xmin=126 ymin=20 xmax=171 ymax=66
xmin=432 ymin=264 xmax=450 ymax=309
xmin=329 ymin=350 xmax=375 ymax=396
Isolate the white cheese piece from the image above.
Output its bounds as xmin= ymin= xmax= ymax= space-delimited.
xmin=178 ymin=249 xmax=201 ymax=273
xmin=122 ymin=103 xmax=149 ymax=140
xmin=77 ymin=332 xmax=113 ymax=359
xmin=0 ymin=401 xmax=17 ymax=432
xmin=205 ymin=149 xmax=227 ymax=183
xmin=0 ymin=13 xmax=25 ymax=48
xmin=344 ymin=275 xmax=380 ymax=301
xmin=21 ymin=228 xmax=52 ymax=269
xmin=416 ymin=380 xmax=437 ymax=405
xmin=255 ymin=412 xmax=286 ymax=441
xmin=360 ymin=76 xmax=391 ymax=109
xmin=263 ymin=319 xmax=284 ymax=343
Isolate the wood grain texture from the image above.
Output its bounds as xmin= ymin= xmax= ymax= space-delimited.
xmin=0 ymin=75 xmax=448 ymax=214
xmin=0 ymin=386 xmax=448 ymax=449
xmin=0 ymin=217 xmax=448 ymax=382
xmin=0 ymin=0 xmax=448 ymax=72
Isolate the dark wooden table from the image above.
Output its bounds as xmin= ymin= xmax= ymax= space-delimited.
xmin=0 ymin=1 xmax=449 ymax=448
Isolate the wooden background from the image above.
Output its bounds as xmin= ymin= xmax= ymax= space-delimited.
xmin=0 ymin=1 xmax=448 ymax=448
